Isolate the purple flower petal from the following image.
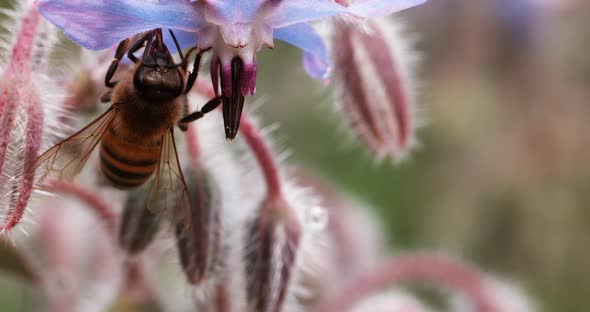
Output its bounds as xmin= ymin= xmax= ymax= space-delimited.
xmin=347 ymin=0 xmax=428 ymax=17
xmin=266 ymin=0 xmax=346 ymax=28
xmin=274 ymin=23 xmax=331 ymax=79
xmin=38 ymin=0 xmax=203 ymax=50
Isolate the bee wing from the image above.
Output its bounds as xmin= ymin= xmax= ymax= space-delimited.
xmin=32 ymin=105 xmax=118 ymax=184
xmin=147 ymin=128 xmax=190 ymax=224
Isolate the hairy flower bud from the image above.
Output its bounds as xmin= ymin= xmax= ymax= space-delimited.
xmin=34 ymin=196 xmax=122 ymax=311
xmin=118 ymin=183 xmax=161 ymax=255
xmin=175 ymin=167 xmax=223 ymax=285
xmin=331 ymin=17 xmax=419 ymax=161
xmin=0 ymin=2 xmax=62 ymax=232
xmin=244 ymin=198 xmax=301 ymax=312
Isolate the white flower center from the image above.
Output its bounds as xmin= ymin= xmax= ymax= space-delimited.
xmin=198 ymin=21 xmax=273 ymax=65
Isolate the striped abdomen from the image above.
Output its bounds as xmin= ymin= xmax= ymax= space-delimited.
xmin=100 ymin=126 xmax=161 ymax=189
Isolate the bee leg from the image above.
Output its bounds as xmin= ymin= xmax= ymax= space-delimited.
xmin=184 ymin=48 xmax=211 ymax=94
xmin=105 ymin=38 xmax=130 ymax=88
xmin=127 ymin=31 xmax=153 ymax=64
xmin=100 ymin=89 xmax=113 ymax=103
xmin=177 ymin=97 xmax=222 ymax=130
xmin=177 ymin=96 xmax=189 ymax=131
xmin=178 ymin=123 xmax=189 ymax=132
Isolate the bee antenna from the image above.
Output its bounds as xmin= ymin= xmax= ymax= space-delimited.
xmin=168 ymin=29 xmax=185 ymax=65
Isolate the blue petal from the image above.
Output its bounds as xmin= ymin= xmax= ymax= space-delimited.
xmin=266 ymin=0 xmax=346 ymax=28
xmin=274 ymin=23 xmax=331 ymax=79
xmin=164 ymin=30 xmax=200 ymax=52
xmin=348 ymin=0 xmax=428 ymax=17
xmin=302 ymin=52 xmax=329 ymax=80
xmin=38 ymin=0 xmax=204 ymax=50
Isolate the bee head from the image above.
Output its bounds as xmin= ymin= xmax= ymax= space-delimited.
xmin=133 ymin=30 xmax=184 ymax=100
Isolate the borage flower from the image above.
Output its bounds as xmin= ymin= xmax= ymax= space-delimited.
xmin=38 ymin=0 xmax=426 ymax=139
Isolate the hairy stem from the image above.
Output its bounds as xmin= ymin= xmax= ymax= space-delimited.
xmin=316 ymin=254 xmax=498 ymax=312
xmin=186 ymin=123 xmax=201 ymax=165
xmin=50 ymin=182 xmax=117 ymax=234
xmin=194 ymin=78 xmax=283 ymax=201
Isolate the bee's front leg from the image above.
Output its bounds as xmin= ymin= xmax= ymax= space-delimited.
xmin=105 ymin=38 xmax=130 ymax=88
xmin=184 ymin=48 xmax=211 ymax=95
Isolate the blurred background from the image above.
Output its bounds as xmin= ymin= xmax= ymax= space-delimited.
xmin=252 ymin=0 xmax=590 ymax=311
xmin=1 ymin=0 xmax=589 ymax=311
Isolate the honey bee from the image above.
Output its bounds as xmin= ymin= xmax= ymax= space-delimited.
xmin=32 ymin=28 xmax=221 ymax=218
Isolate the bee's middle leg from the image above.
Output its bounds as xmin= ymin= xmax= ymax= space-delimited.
xmin=177 ymin=96 xmax=222 ymax=131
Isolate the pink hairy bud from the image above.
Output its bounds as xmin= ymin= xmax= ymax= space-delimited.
xmin=244 ymin=197 xmax=301 ymax=312
xmin=0 ymin=4 xmax=46 ymax=232
xmin=331 ymin=18 xmax=419 ymax=161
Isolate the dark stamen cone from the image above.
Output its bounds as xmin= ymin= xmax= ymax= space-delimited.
xmin=244 ymin=199 xmax=301 ymax=312
xmin=175 ymin=167 xmax=222 ymax=284
xmin=220 ymin=57 xmax=245 ymax=140
xmin=118 ymin=183 xmax=161 ymax=255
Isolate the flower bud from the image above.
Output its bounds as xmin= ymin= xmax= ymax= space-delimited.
xmin=118 ymin=183 xmax=161 ymax=255
xmin=244 ymin=198 xmax=301 ymax=312
xmin=331 ymin=17 xmax=419 ymax=161
xmin=292 ymin=174 xmax=385 ymax=309
xmin=35 ymin=196 xmax=123 ymax=311
xmin=0 ymin=3 xmax=63 ymax=232
xmin=175 ymin=167 xmax=223 ymax=285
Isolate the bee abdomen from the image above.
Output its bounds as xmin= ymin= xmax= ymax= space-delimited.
xmin=100 ymin=129 xmax=160 ymax=189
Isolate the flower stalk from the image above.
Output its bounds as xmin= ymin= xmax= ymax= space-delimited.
xmin=49 ymin=181 xmax=118 ymax=234
xmin=316 ymin=254 xmax=499 ymax=312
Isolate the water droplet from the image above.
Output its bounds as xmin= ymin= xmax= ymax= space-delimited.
xmin=306 ymin=205 xmax=328 ymax=231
